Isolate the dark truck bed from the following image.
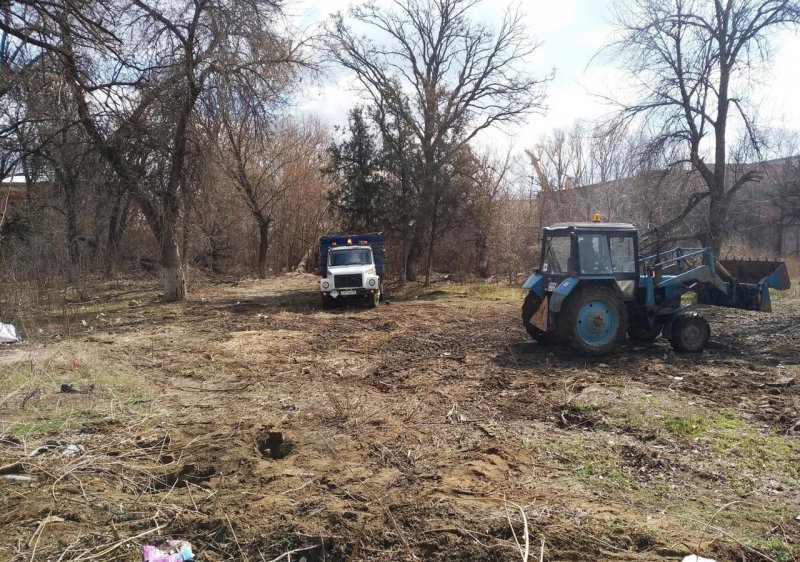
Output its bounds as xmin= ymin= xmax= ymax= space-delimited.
xmin=319 ymin=233 xmax=385 ymax=278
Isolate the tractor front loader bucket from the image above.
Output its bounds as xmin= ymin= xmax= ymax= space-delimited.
xmin=699 ymin=258 xmax=791 ymax=312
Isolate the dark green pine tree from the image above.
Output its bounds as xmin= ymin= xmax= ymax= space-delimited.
xmin=324 ymin=107 xmax=388 ymax=233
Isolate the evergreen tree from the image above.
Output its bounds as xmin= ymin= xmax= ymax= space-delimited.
xmin=324 ymin=107 xmax=388 ymax=233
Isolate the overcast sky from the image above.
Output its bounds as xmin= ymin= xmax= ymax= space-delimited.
xmin=287 ymin=0 xmax=800 ymax=151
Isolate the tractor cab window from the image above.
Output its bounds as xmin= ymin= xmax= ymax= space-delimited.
xmin=578 ymin=235 xmax=613 ymax=274
xmin=541 ymin=236 xmax=571 ymax=274
xmin=609 ymin=236 xmax=636 ymax=273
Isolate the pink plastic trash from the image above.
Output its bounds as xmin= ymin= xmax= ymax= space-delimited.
xmin=142 ymin=540 xmax=194 ymax=562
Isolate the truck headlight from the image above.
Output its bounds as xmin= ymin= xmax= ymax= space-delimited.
xmin=322 ymin=281 xmax=330 ymax=289
xmin=369 ymin=279 xmax=376 ymax=286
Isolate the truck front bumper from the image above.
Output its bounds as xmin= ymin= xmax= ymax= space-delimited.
xmin=322 ymin=288 xmax=379 ymax=299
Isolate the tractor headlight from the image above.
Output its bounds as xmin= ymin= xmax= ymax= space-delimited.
xmin=369 ymin=278 xmax=376 ymax=286
xmin=322 ymin=281 xmax=330 ymax=289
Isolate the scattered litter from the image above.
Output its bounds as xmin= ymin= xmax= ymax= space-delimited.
xmin=0 ymin=436 xmax=22 ymax=447
xmin=60 ymin=383 xmax=79 ymax=393
xmin=0 ymin=474 xmax=34 ymax=482
xmin=0 ymin=323 xmax=20 ymax=344
xmin=29 ymin=441 xmax=85 ymax=457
xmin=142 ymin=540 xmax=194 ymax=562
xmin=681 ymin=556 xmax=716 ymax=562
xmin=63 ymin=444 xmax=84 ymax=456
xmin=673 ymin=376 xmax=684 ymax=381
xmin=373 ymin=380 xmax=392 ymax=392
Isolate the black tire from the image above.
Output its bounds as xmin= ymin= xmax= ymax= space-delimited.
xmin=321 ymin=295 xmax=333 ymax=310
xmin=521 ymin=291 xmax=549 ymax=341
xmin=669 ymin=312 xmax=710 ymax=353
xmin=368 ymin=291 xmax=379 ymax=309
xmin=561 ymin=284 xmax=628 ymax=356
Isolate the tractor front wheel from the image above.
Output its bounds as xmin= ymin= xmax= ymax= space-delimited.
xmin=669 ymin=312 xmax=710 ymax=353
xmin=562 ymin=285 xmax=627 ymax=356
xmin=521 ymin=291 xmax=549 ymax=342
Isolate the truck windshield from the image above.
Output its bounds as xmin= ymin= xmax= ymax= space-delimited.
xmin=542 ymin=236 xmax=571 ymax=274
xmin=330 ymin=248 xmax=372 ymax=266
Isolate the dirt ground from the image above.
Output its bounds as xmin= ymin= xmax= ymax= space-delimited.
xmin=0 ymin=274 xmax=798 ymax=561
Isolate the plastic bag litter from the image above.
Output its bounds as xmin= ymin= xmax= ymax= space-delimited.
xmin=142 ymin=540 xmax=194 ymax=562
xmin=0 ymin=323 xmax=19 ymax=344
xmin=682 ymin=556 xmax=717 ymax=562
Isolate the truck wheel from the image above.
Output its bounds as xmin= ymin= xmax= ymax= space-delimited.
xmin=521 ymin=291 xmax=549 ymax=342
xmin=669 ymin=312 xmax=709 ymax=353
xmin=321 ymin=295 xmax=333 ymax=310
xmin=368 ymin=291 xmax=379 ymax=309
xmin=562 ymin=284 xmax=627 ymax=356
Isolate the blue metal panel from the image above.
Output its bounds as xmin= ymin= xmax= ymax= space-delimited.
xmin=639 ymin=275 xmax=654 ymax=307
xmin=549 ymin=277 xmax=580 ymax=312
xmin=521 ymin=272 xmax=546 ymax=297
xmin=319 ymin=233 xmax=384 ymax=278
xmin=765 ymin=263 xmax=791 ymax=290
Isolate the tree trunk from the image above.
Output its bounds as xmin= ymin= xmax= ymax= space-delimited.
xmin=424 ymin=203 xmax=439 ymax=287
xmin=707 ymin=189 xmax=726 ymax=257
xmin=105 ymin=195 xmax=131 ymax=279
xmin=475 ymin=229 xmax=489 ymax=278
xmin=105 ymin=198 xmax=122 ymax=279
xmin=257 ymin=221 xmax=269 ymax=279
xmin=775 ymin=215 xmax=784 ymax=255
xmin=405 ymin=243 xmax=420 ymax=282
xmin=58 ymin=169 xmax=80 ymax=283
xmin=161 ymin=224 xmax=186 ymax=302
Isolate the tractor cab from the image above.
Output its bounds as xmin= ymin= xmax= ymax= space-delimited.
xmin=539 ymin=222 xmax=639 ymax=298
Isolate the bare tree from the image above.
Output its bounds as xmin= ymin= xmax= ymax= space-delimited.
xmin=2 ymin=0 xmax=302 ymax=300
xmin=328 ymin=0 xmax=548 ymax=285
xmin=608 ymin=0 xmax=800 ymax=254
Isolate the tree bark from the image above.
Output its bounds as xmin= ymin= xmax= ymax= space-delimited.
xmin=424 ymin=200 xmax=439 ymax=287
xmin=257 ymin=221 xmax=270 ymax=279
xmin=105 ymin=194 xmax=131 ymax=279
xmin=57 ymin=168 xmax=80 ymax=283
xmin=161 ymin=223 xmax=186 ymax=302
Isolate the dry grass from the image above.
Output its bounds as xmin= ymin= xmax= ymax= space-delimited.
xmin=0 ymin=275 xmax=798 ymax=561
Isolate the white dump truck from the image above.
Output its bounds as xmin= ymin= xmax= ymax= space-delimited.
xmin=319 ymin=233 xmax=385 ymax=309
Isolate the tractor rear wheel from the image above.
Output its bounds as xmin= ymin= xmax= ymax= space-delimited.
xmin=669 ymin=312 xmax=710 ymax=353
xmin=521 ymin=291 xmax=549 ymax=342
xmin=562 ymin=284 xmax=627 ymax=356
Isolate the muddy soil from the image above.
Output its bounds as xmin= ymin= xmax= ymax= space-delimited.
xmin=0 ymin=274 xmax=798 ymax=561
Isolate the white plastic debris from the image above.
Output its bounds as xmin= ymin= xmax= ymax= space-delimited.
xmin=682 ymin=555 xmax=717 ymax=562
xmin=0 ymin=322 xmax=20 ymax=344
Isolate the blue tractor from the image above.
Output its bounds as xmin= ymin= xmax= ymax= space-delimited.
xmin=521 ymin=219 xmax=791 ymax=356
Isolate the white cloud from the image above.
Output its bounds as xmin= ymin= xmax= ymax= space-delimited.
xmin=291 ymin=0 xmax=800 ymax=149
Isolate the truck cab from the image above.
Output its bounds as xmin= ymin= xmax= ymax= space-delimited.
xmin=319 ymin=233 xmax=384 ymax=308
